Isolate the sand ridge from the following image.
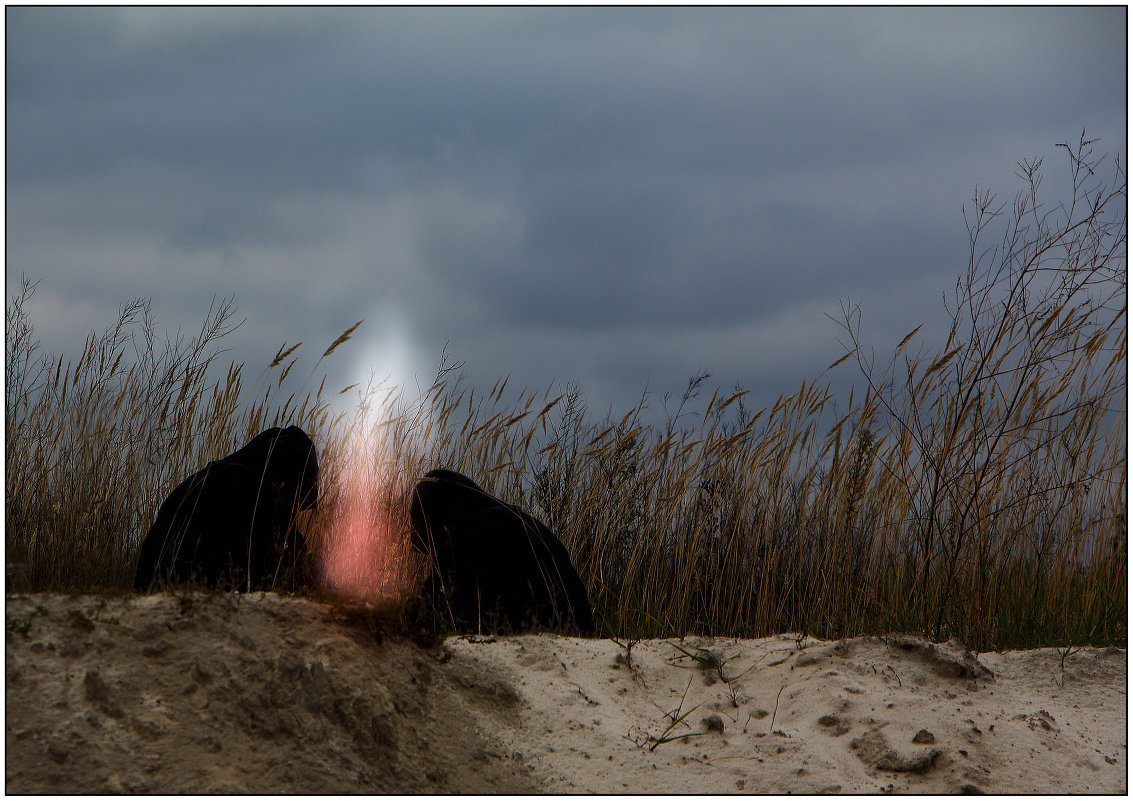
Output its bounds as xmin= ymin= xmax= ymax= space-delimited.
xmin=5 ymin=592 xmax=1126 ymax=794
xmin=446 ymin=632 xmax=1125 ymax=793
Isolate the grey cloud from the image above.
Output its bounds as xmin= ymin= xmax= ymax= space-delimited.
xmin=6 ymin=6 xmax=1125 ymax=426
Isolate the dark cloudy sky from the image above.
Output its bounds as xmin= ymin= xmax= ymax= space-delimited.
xmin=6 ymin=7 xmax=1126 ymax=426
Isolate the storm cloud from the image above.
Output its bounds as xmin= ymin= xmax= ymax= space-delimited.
xmin=6 ymin=7 xmax=1125 ymax=422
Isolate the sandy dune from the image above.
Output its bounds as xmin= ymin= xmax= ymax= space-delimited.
xmin=5 ymin=592 xmax=1126 ymax=794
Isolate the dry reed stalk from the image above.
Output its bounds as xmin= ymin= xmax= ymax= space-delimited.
xmin=6 ymin=137 xmax=1124 ymax=649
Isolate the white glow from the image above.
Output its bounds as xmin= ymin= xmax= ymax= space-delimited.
xmin=317 ymin=309 xmax=435 ymax=602
xmin=351 ymin=310 xmax=430 ymax=398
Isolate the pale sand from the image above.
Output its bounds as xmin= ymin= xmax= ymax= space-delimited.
xmin=5 ymin=592 xmax=1126 ymax=794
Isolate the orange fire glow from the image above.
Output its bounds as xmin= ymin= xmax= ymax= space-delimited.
xmin=318 ymin=443 xmax=410 ymax=603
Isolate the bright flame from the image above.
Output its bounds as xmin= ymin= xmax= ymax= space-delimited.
xmin=318 ymin=430 xmax=412 ymax=603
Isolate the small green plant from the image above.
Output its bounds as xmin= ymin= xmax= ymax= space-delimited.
xmin=667 ymin=642 xmax=739 ymax=684
xmin=1056 ymin=645 xmax=1083 ymax=686
xmin=630 ymin=676 xmax=708 ymax=751
xmin=6 ymin=604 xmax=48 ymax=638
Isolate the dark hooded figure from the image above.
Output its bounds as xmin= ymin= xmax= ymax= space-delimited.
xmin=408 ymin=468 xmax=594 ymax=634
xmin=134 ymin=425 xmax=319 ymax=592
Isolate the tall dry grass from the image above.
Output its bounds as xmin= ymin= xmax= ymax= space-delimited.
xmin=6 ymin=135 xmax=1125 ymax=650
xmin=4 ymin=290 xmax=352 ymax=590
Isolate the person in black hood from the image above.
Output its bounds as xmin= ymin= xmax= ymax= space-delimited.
xmin=134 ymin=425 xmax=319 ymax=592
xmin=409 ymin=468 xmax=594 ymax=634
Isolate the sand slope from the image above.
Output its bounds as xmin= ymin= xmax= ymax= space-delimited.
xmin=5 ymin=592 xmax=1126 ymax=794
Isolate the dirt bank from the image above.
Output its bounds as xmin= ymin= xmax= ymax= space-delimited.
xmin=5 ymin=592 xmax=1126 ymax=793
